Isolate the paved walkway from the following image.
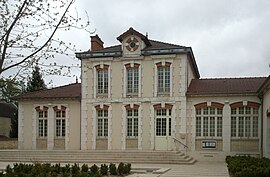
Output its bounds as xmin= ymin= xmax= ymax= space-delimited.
xmin=0 ymin=161 xmax=229 ymax=177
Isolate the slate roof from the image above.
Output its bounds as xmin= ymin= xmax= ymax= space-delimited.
xmin=187 ymin=77 xmax=267 ymax=96
xmin=0 ymin=103 xmax=17 ymax=119
xmin=80 ymin=39 xmax=186 ymax=54
xmin=15 ymin=83 xmax=81 ymax=100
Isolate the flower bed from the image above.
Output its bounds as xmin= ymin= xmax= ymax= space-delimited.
xmin=0 ymin=162 xmax=131 ymax=177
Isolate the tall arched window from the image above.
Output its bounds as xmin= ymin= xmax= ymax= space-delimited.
xmin=156 ymin=62 xmax=171 ymax=94
xmin=35 ymin=106 xmax=48 ymax=138
xmin=125 ymin=104 xmax=139 ymax=138
xmin=95 ymin=105 xmax=109 ymax=137
xmin=95 ymin=65 xmax=109 ymax=95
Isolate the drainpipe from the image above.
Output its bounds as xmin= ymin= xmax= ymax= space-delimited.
xmin=260 ymin=97 xmax=264 ymax=158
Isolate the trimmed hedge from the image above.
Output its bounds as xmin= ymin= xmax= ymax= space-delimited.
xmin=226 ymin=156 xmax=270 ymax=177
xmin=0 ymin=162 xmax=131 ymax=177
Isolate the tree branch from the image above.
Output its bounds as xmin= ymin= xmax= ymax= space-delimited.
xmin=0 ymin=0 xmax=28 ymax=74
xmin=1 ymin=0 xmax=75 ymax=73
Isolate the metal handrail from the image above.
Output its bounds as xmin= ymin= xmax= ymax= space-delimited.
xmin=172 ymin=137 xmax=188 ymax=149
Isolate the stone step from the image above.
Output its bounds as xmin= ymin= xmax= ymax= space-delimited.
xmin=0 ymin=150 xmax=196 ymax=164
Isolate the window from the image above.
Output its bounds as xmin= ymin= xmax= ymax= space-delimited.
xmin=127 ymin=67 xmax=139 ymax=94
xmin=155 ymin=108 xmax=172 ymax=136
xmin=231 ymin=106 xmax=259 ymax=138
xmin=97 ymin=69 xmax=108 ymax=94
xmin=38 ymin=110 xmax=48 ymax=137
xmin=127 ymin=109 xmax=138 ymax=137
xmin=97 ymin=109 xmax=108 ymax=137
xmin=55 ymin=110 xmax=66 ymax=137
xmin=196 ymin=107 xmax=223 ymax=137
xmin=156 ymin=62 xmax=171 ymax=94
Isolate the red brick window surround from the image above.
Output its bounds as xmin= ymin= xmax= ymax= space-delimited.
xmin=195 ymin=102 xmax=223 ymax=137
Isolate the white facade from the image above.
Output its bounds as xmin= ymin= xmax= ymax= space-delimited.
xmin=17 ymin=28 xmax=270 ymax=161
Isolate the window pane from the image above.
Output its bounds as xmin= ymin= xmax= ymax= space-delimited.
xmin=161 ymin=118 xmax=166 ymax=136
xmin=158 ymin=68 xmax=164 ymax=92
xmin=196 ymin=109 xmax=201 ymax=115
xmin=210 ymin=117 xmax=215 ymax=136
xmin=203 ymin=117 xmax=208 ymax=136
xmin=196 ymin=117 xmax=201 ymax=136
xmin=253 ymin=116 xmax=258 ymax=137
xmin=156 ymin=118 xmax=161 ymax=136
xmin=217 ymin=117 xmax=222 ymax=137
xmin=238 ymin=117 xmax=244 ymax=137
xmin=245 ymin=117 xmax=250 ymax=137
xmin=134 ymin=118 xmax=138 ymax=136
xmin=231 ymin=117 xmax=236 ymax=137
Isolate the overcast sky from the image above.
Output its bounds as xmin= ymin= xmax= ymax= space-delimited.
xmin=47 ymin=0 xmax=270 ymax=86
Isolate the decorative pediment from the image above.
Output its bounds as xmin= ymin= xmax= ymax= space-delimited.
xmin=117 ymin=27 xmax=151 ymax=57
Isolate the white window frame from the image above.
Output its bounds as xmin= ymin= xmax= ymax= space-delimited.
xmin=231 ymin=106 xmax=259 ymax=138
xmin=195 ymin=107 xmax=223 ymax=138
xmin=123 ymin=62 xmax=141 ymax=98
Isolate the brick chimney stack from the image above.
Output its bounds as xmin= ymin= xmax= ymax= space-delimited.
xmin=90 ymin=35 xmax=104 ymax=51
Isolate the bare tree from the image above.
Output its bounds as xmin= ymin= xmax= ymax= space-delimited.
xmin=0 ymin=0 xmax=91 ymax=79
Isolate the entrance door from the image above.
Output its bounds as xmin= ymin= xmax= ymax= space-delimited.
xmin=155 ymin=109 xmax=172 ymax=150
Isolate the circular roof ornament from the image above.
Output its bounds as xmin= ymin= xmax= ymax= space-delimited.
xmin=126 ymin=37 xmax=139 ymax=52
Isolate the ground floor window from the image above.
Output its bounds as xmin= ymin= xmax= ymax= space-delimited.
xmin=97 ymin=109 xmax=108 ymax=137
xmin=55 ymin=110 xmax=66 ymax=137
xmin=231 ymin=106 xmax=259 ymax=138
xmin=37 ymin=108 xmax=48 ymax=138
xmin=127 ymin=109 xmax=138 ymax=137
xmin=196 ymin=107 xmax=223 ymax=137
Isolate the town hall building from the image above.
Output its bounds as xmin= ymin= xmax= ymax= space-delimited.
xmin=16 ymin=28 xmax=270 ymax=161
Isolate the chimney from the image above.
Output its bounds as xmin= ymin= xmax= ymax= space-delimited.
xmin=90 ymin=35 xmax=104 ymax=51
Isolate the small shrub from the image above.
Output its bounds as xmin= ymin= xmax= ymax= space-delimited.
xmin=117 ymin=162 xmax=125 ymax=175
xmin=90 ymin=164 xmax=99 ymax=174
xmin=109 ymin=163 xmax=117 ymax=175
xmin=81 ymin=164 xmax=89 ymax=172
xmin=71 ymin=163 xmax=80 ymax=174
xmin=93 ymin=171 xmax=102 ymax=177
xmin=100 ymin=164 xmax=108 ymax=176
xmin=123 ymin=163 xmax=131 ymax=174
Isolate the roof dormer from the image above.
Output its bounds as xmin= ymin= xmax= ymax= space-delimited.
xmin=117 ymin=27 xmax=151 ymax=57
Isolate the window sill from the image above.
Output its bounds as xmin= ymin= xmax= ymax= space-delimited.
xmin=195 ymin=137 xmax=223 ymax=140
xmin=231 ymin=137 xmax=259 ymax=140
xmin=126 ymin=137 xmax=138 ymax=140
xmin=96 ymin=137 xmax=108 ymax=139
xmin=96 ymin=94 xmax=108 ymax=98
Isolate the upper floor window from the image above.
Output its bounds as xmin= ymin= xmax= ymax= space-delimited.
xmin=230 ymin=103 xmax=259 ymax=138
xmin=96 ymin=65 xmax=109 ymax=95
xmin=36 ymin=106 xmax=48 ymax=138
xmin=156 ymin=62 xmax=171 ymax=94
xmin=126 ymin=63 xmax=139 ymax=95
xmin=195 ymin=102 xmax=224 ymax=137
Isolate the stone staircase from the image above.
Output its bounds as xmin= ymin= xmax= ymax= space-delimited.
xmin=0 ymin=150 xmax=196 ymax=164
